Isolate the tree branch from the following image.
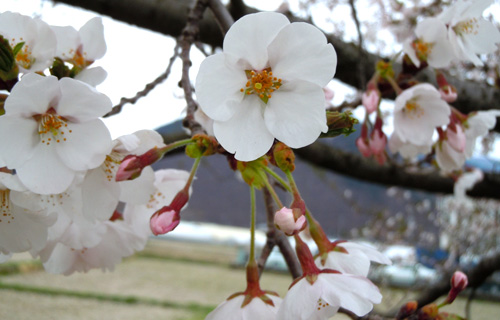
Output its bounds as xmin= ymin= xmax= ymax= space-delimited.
xmin=295 ymin=141 xmax=500 ymax=200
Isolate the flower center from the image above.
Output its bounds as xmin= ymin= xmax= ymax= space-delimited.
xmin=454 ymin=18 xmax=479 ymax=36
xmin=0 ymin=189 xmax=14 ymax=224
xmin=403 ymin=100 xmax=425 ymax=119
xmin=10 ymin=38 xmax=35 ymax=69
xmin=240 ymin=68 xmax=282 ymax=104
xmin=69 ymin=48 xmax=89 ymax=68
xmin=316 ymin=298 xmax=330 ymax=311
xmin=412 ymin=39 xmax=433 ymax=61
xmin=103 ymin=152 xmax=123 ymax=182
xmin=34 ymin=108 xmax=72 ymax=145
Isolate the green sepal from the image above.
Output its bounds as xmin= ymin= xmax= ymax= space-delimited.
xmin=50 ymin=57 xmax=71 ymax=79
xmin=185 ymin=143 xmax=203 ymax=159
xmin=0 ymin=37 xmax=19 ymax=81
xmin=237 ymin=158 xmax=268 ymax=189
xmin=11 ymin=42 xmax=24 ymax=58
xmin=320 ymin=111 xmax=358 ymax=138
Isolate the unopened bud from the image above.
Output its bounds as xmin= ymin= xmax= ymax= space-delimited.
xmin=274 ymin=207 xmax=306 ymax=236
xmin=445 ymin=271 xmax=468 ymax=304
xmin=362 ymin=90 xmax=380 ymax=114
xmin=418 ymin=303 xmax=438 ymax=320
xmin=273 ymin=142 xmax=295 ymax=172
xmin=396 ymin=300 xmax=418 ymax=319
xmin=356 ymin=137 xmax=372 ymax=157
xmin=446 ymin=124 xmax=466 ymax=153
xmin=150 ymin=208 xmax=180 ymax=235
xmin=115 ymin=147 xmax=163 ymax=181
xmin=439 ymin=86 xmax=457 ymax=103
xmin=321 ymin=111 xmax=358 ymax=138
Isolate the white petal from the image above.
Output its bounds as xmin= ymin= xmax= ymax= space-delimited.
xmin=16 ymin=143 xmax=75 ymax=194
xmin=79 ymin=17 xmax=106 ymax=60
xmin=436 ymin=140 xmax=465 ymax=173
xmin=82 ymin=167 xmax=119 ymax=222
xmin=403 ymin=40 xmax=420 ymax=68
xmin=264 ymin=80 xmax=327 ymax=148
xmin=75 ymin=67 xmax=107 ymax=87
xmin=55 ymin=120 xmax=111 ymax=171
xmin=0 ymin=116 xmax=38 ymax=168
xmin=195 ymin=53 xmax=246 ymax=121
xmin=5 ymin=74 xmax=60 ymax=116
xmin=214 ymin=97 xmax=274 ymax=161
xmin=119 ymin=166 xmax=156 ymax=205
xmin=57 ymin=77 xmax=112 ymax=120
xmin=223 ymin=12 xmax=290 ymax=70
xmin=51 ymin=25 xmax=80 ymax=58
xmin=268 ymin=22 xmax=337 ymax=87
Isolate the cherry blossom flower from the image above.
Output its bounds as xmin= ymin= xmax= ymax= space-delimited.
xmin=0 ymin=11 xmax=56 ymax=73
xmin=439 ymin=0 xmax=500 ymax=67
xmin=51 ymin=17 xmax=107 ymax=84
xmin=389 ymin=130 xmax=432 ymax=160
xmin=195 ymin=12 xmax=336 ymax=161
xmin=393 ymin=83 xmax=450 ymax=147
xmin=0 ymin=172 xmax=55 ymax=255
xmin=403 ymin=17 xmax=454 ymax=68
xmin=315 ymin=241 xmax=391 ymax=277
xmin=277 ymin=271 xmax=382 ymax=319
xmin=464 ymin=110 xmax=500 ymax=157
xmin=206 ymin=294 xmax=282 ymax=320
xmin=435 ymin=138 xmax=466 ymax=173
xmin=0 ymin=73 xmax=112 ymax=194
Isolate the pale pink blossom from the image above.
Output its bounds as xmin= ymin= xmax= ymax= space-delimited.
xmin=0 ymin=172 xmax=55 ymax=255
xmin=435 ymin=139 xmax=466 ymax=173
xmin=52 ymin=17 xmax=106 ymax=67
xmin=0 ymin=73 xmax=112 ymax=194
xmin=403 ymin=17 xmax=454 ymax=68
xmin=195 ymin=12 xmax=336 ymax=161
xmin=315 ymin=242 xmax=392 ymax=277
xmin=274 ymin=207 xmax=306 ymax=236
xmin=277 ymin=272 xmax=382 ymax=319
xmin=447 ymin=123 xmax=466 ymax=153
xmin=389 ymin=130 xmax=432 ymax=160
xmin=206 ymin=294 xmax=282 ymax=320
xmin=439 ymin=0 xmax=500 ymax=67
xmin=0 ymin=11 xmax=56 ymax=73
xmin=464 ymin=110 xmax=500 ymax=157
xmin=393 ymin=84 xmax=450 ymax=147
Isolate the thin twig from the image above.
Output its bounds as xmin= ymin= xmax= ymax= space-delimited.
xmin=104 ymin=43 xmax=181 ymax=117
xmin=208 ymin=0 xmax=234 ymax=35
xmin=179 ymin=0 xmax=209 ymax=136
xmin=348 ymin=0 xmax=366 ymax=89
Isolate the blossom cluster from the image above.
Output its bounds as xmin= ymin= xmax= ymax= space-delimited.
xmin=0 ymin=12 xmax=189 ymax=274
xmin=353 ymin=0 xmax=500 ymax=179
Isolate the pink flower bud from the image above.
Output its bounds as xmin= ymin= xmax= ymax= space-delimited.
xmin=451 ymin=271 xmax=468 ymax=291
xmin=115 ymin=156 xmax=140 ymax=181
xmin=445 ymin=271 xmax=468 ymax=304
xmin=274 ymin=207 xmax=306 ymax=236
xmin=150 ymin=208 xmax=180 ymax=235
xmin=446 ymin=124 xmax=466 ymax=153
xmin=439 ymin=86 xmax=457 ymax=103
xmin=362 ymin=90 xmax=380 ymax=114
xmin=356 ymin=137 xmax=372 ymax=157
